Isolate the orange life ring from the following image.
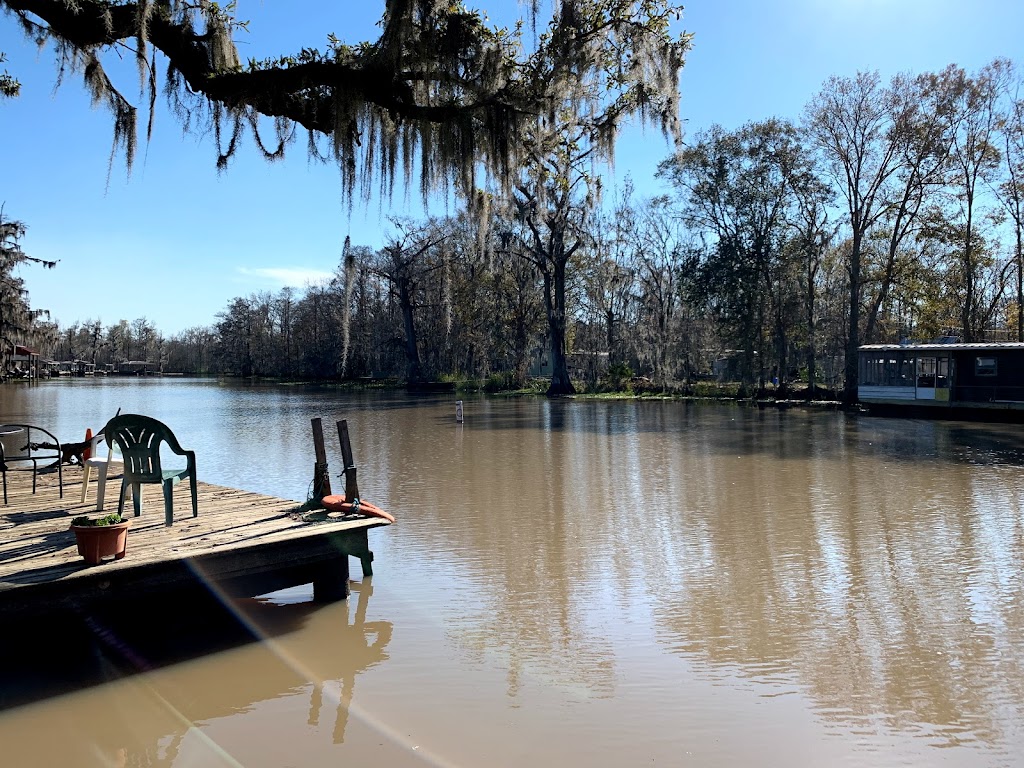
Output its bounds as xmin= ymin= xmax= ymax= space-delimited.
xmin=321 ymin=494 xmax=396 ymax=523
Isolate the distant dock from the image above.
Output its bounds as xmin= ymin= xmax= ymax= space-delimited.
xmin=0 ymin=466 xmax=391 ymax=621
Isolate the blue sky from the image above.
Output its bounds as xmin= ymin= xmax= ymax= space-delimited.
xmin=2 ymin=0 xmax=1022 ymax=336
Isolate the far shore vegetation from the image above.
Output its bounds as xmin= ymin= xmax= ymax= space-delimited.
xmin=2 ymin=4 xmax=1023 ymax=403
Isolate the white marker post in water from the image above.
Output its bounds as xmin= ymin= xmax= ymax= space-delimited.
xmin=455 ymin=400 xmax=464 ymax=423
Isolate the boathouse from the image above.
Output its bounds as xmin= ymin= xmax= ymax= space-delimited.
xmin=858 ymin=342 xmax=1024 ymax=414
xmin=116 ymin=359 xmax=157 ymax=375
xmin=6 ymin=344 xmax=39 ymax=379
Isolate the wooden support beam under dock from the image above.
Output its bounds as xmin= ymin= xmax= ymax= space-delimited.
xmin=0 ymin=465 xmax=392 ymax=621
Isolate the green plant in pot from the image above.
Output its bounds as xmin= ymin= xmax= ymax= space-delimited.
xmin=70 ymin=513 xmax=131 ymax=565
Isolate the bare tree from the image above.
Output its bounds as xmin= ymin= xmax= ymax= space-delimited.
xmin=803 ymin=71 xmax=913 ymax=402
xmin=861 ymin=72 xmax=951 ymax=343
xmin=371 ymin=219 xmax=446 ymax=383
xmin=993 ymin=65 xmax=1024 ymax=339
xmin=925 ymin=60 xmax=1011 ymax=341
xmin=497 ymin=1 xmax=687 ymax=395
xmin=628 ymin=194 xmax=692 ymax=388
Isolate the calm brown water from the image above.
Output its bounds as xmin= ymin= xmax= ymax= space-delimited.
xmin=2 ymin=379 xmax=1024 ymax=767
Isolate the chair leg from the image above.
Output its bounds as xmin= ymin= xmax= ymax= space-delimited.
xmin=95 ymin=464 xmax=109 ymax=512
xmin=118 ymin=480 xmax=129 ymax=517
xmin=163 ymin=481 xmax=174 ymax=526
xmin=132 ymin=482 xmax=143 ymax=517
xmin=2 ymin=470 xmax=6 ymax=505
xmin=80 ymin=463 xmax=93 ymax=504
xmin=57 ymin=461 xmax=63 ymax=499
xmin=190 ymin=473 xmax=198 ymax=517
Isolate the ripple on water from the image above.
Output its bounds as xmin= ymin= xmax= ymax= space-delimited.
xmin=4 ymin=387 xmax=1024 ymax=766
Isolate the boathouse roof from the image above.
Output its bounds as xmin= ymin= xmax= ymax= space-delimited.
xmin=860 ymin=342 xmax=1024 ymax=353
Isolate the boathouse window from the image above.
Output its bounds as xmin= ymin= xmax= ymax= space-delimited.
xmin=975 ymin=357 xmax=998 ymax=376
xmin=860 ymin=353 xmax=914 ymax=386
xmin=860 ymin=355 xmax=892 ymax=386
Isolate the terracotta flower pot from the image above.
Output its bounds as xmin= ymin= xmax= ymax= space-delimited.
xmin=71 ymin=519 xmax=131 ymax=565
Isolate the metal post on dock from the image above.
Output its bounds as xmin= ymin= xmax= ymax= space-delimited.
xmin=336 ymin=419 xmax=360 ymax=503
xmin=336 ymin=420 xmax=374 ymax=578
xmin=311 ymin=417 xmax=332 ymax=501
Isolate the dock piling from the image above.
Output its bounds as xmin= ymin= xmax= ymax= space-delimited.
xmin=311 ymin=417 xmax=332 ymax=500
xmin=336 ymin=420 xmax=360 ymax=503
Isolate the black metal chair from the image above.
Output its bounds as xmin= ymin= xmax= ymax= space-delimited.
xmin=0 ymin=424 xmax=64 ymax=505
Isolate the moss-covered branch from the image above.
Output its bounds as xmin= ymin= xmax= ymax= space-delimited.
xmin=2 ymin=0 xmax=689 ymax=200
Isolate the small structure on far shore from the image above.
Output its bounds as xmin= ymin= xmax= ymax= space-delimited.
xmin=4 ymin=344 xmax=40 ymax=380
xmin=859 ymin=341 xmax=1024 ymax=418
xmin=115 ymin=360 xmax=158 ymax=375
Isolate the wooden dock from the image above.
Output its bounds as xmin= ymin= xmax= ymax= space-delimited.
xmin=0 ymin=464 xmax=391 ymax=621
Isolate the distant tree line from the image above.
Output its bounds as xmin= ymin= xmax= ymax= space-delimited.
xmin=9 ymin=58 xmax=1024 ymax=401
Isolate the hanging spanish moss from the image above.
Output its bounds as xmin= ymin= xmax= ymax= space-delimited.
xmin=340 ymin=235 xmax=355 ymax=376
xmin=3 ymin=1 xmax=688 ymax=208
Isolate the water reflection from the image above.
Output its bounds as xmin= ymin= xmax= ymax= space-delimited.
xmin=4 ymin=382 xmax=1024 ymax=764
xmin=645 ymin=414 xmax=1024 ymax=755
xmin=379 ymin=402 xmax=1024 ymax=761
xmin=0 ymin=583 xmax=392 ymax=766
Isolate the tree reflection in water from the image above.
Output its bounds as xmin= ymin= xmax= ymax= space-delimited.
xmin=0 ymin=581 xmax=392 ymax=767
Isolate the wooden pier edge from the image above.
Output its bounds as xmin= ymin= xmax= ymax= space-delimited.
xmin=0 ymin=467 xmax=392 ymax=622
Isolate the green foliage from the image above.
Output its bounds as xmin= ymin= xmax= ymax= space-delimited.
xmin=71 ymin=513 xmax=124 ymax=526
xmin=600 ymin=361 xmax=634 ymax=392
xmin=482 ymin=371 xmax=517 ymax=392
xmin=658 ymin=119 xmax=823 ymax=390
xmin=0 ymin=52 xmax=19 ymax=98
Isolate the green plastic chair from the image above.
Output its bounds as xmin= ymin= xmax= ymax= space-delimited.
xmin=102 ymin=414 xmax=197 ymax=526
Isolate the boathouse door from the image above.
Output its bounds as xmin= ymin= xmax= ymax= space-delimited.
xmin=916 ymin=356 xmax=950 ymax=401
